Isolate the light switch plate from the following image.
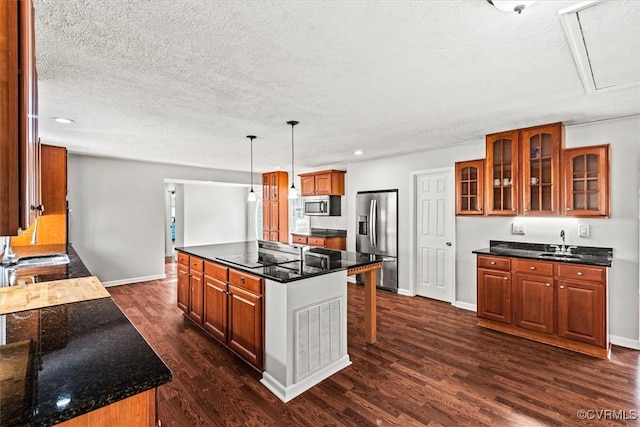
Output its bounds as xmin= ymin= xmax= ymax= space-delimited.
xmin=578 ymin=224 xmax=590 ymax=237
xmin=512 ymin=223 xmax=525 ymax=235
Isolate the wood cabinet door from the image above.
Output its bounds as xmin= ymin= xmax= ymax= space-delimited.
xmin=314 ymin=173 xmax=332 ymax=195
xmin=262 ymin=173 xmax=270 ymax=200
xmin=455 ymin=159 xmax=484 ymax=215
xmin=177 ymin=263 xmax=189 ymax=313
xmin=477 ymin=269 xmax=512 ymax=324
xmin=228 ymin=285 xmax=263 ymax=369
xmin=300 ymin=175 xmax=315 ymax=196
xmin=514 ymin=273 xmax=555 ymax=334
xmin=485 ymin=130 xmax=519 ymax=215
xmin=521 ymin=123 xmax=562 ymax=216
xmin=270 ymin=172 xmax=279 ymax=200
xmin=188 ymin=270 xmax=204 ymax=325
xmin=203 ymin=275 xmax=228 ymax=342
xmin=269 ymin=201 xmax=279 ymax=231
xmin=562 ymin=145 xmax=609 ymax=218
xmin=557 ymin=279 xmax=605 ymax=347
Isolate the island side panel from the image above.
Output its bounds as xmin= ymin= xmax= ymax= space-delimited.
xmin=262 ymin=270 xmax=349 ymax=402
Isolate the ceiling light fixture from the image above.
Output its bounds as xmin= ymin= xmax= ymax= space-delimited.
xmin=53 ymin=117 xmax=75 ymax=124
xmin=246 ymin=135 xmax=257 ymax=202
xmin=354 ymin=150 xmax=364 ymax=156
xmin=487 ymin=0 xmax=536 ymax=14
xmin=287 ymin=120 xmax=299 ymax=200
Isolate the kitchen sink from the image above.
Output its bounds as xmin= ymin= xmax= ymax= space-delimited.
xmin=15 ymin=254 xmax=70 ymax=267
xmin=538 ymin=252 xmax=583 ymax=260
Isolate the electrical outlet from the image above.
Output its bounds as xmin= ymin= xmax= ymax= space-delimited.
xmin=578 ymin=224 xmax=590 ymax=237
xmin=512 ymin=223 xmax=525 ymax=235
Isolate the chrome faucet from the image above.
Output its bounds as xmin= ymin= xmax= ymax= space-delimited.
xmin=550 ymin=230 xmax=577 ymax=254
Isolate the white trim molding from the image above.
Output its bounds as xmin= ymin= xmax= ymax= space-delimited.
xmin=609 ymin=335 xmax=640 ymax=351
xmin=102 ymin=274 xmax=167 ymax=287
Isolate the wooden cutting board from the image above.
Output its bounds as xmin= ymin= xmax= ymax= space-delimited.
xmin=0 ymin=276 xmax=110 ymax=315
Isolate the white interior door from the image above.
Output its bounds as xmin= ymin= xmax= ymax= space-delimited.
xmin=415 ymin=170 xmax=455 ymax=302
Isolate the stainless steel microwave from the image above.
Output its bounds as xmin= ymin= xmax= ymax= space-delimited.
xmin=303 ymin=196 xmax=341 ymax=216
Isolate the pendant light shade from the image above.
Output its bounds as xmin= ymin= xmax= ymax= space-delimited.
xmin=246 ymin=135 xmax=257 ymax=202
xmin=287 ymin=121 xmax=299 ymax=200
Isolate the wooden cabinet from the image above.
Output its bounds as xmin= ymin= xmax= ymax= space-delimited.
xmin=557 ymin=264 xmax=606 ymax=347
xmin=477 ymin=256 xmax=512 ymax=324
xmin=476 ymin=254 xmax=609 ymax=358
xmin=178 ymin=254 xmax=264 ymax=370
xmin=482 ymin=122 xmax=568 ymax=217
xmin=521 ymin=123 xmax=563 ymax=216
xmin=562 ymin=144 xmax=610 ymax=218
xmin=1 ymin=0 xmax=41 ymax=236
xmin=291 ymin=234 xmax=346 ymax=250
xmin=299 ymin=170 xmax=346 ymax=196
xmin=175 ymin=252 xmax=205 ymax=325
xmin=261 ymin=171 xmax=288 ymax=243
xmin=485 ymin=130 xmax=519 ymax=215
xmin=514 ymin=259 xmax=555 ymax=334
xmin=455 ymin=159 xmax=484 ymax=215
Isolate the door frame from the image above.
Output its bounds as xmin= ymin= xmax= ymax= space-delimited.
xmin=408 ymin=167 xmax=456 ymax=303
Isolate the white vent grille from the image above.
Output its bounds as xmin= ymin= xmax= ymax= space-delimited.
xmin=294 ymin=297 xmax=342 ymax=383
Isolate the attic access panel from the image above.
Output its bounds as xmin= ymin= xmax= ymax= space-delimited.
xmin=559 ymin=0 xmax=640 ymax=95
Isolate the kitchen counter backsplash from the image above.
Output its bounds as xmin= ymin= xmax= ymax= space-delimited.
xmin=472 ymin=240 xmax=613 ymax=267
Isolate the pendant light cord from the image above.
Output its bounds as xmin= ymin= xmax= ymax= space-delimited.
xmin=287 ymin=121 xmax=298 ymax=188
xmin=246 ymin=135 xmax=256 ymax=192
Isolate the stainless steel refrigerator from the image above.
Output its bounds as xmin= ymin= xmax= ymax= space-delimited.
xmin=356 ymin=189 xmax=398 ymax=292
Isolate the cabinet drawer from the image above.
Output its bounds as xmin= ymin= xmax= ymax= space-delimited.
xmin=307 ymin=237 xmax=326 ymax=247
xmin=557 ymin=264 xmax=606 ymax=283
xmin=292 ymin=235 xmax=308 ymax=244
xmin=515 ymin=259 xmax=553 ymax=276
xmin=177 ymin=252 xmax=189 ymax=266
xmin=477 ymin=255 xmax=510 ymax=271
xmin=204 ymin=261 xmax=228 ymax=281
xmin=190 ymin=257 xmax=204 ymax=272
xmin=229 ymin=269 xmax=263 ymax=295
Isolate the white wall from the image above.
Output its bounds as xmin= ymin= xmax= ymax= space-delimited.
xmin=346 ymin=116 xmax=640 ymax=345
xmin=67 ymin=154 xmax=252 ymax=285
xmin=182 ymin=182 xmax=248 ymax=247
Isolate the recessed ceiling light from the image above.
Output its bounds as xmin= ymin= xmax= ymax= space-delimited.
xmin=53 ymin=117 xmax=75 ymax=124
xmin=354 ymin=150 xmax=364 ymax=156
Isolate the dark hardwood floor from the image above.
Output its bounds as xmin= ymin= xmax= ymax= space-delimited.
xmin=108 ymin=262 xmax=639 ymax=426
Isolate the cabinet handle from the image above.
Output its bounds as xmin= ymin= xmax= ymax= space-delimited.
xmin=30 ymin=204 xmax=45 ymax=213
xmin=566 ymin=208 xmax=571 ymax=211
xmin=577 ymin=272 xmax=583 ymax=276
xmin=560 ymin=285 xmax=565 ymax=289
xmin=524 ymin=208 xmax=529 ymax=212
xmin=545 ymin=283 xmax=551 ymax=287
xmin=240 ymin=277 xmax=245 ymax=284
xmin=503 ymin=277 xmax=508 ymax=281
xmin=530 ymin=266 xmax=535 ymax=270
xmin=490 ymin=261 xmax=496 ymax=265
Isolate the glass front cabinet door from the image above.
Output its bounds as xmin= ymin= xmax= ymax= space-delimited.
xmin=563 ymin=145 xmax=610 ymax=217
xmin=455 ymin=159 xmax=484 ymax=215
xmin=521 ymin=123 xmax=563 ymax=216
xmin=485 ymin=130 xmax=519 ymax=215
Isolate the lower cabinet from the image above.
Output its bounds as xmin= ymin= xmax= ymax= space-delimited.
xmin=291 ymin=234 xmax=346 ymax=250
xmin=176 ymin=251 xmax=264 ymax=370
xmin=476 ymin=254 xmax=608 ymax=358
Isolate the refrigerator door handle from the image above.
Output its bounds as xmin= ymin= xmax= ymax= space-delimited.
xmin=371 ymin=199 xmax=377 ymax=248
xmin=368 ymin=200 xmax=374 ymax=247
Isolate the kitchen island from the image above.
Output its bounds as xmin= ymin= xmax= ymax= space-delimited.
xmin=176 ymin=240 xmax=382 ymax=402
xmin=0 ymin=246 xmax=172 ymax=426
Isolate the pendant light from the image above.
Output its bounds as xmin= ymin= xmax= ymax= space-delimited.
xmin=287 ymin=120 xmax=299 ymax=199
xmin=246 ymin=135 xmax=257 ymax=202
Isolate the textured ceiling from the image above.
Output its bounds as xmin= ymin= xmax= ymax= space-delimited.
xmin=32 ymin=0 xmax=640 ymax=174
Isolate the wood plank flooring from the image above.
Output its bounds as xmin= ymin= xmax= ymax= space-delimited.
xmin=108 ymin=262 xmax=639 ymax=426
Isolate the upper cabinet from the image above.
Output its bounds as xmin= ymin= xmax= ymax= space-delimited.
xmin=459 ymin=122 xmax=609 ymax=218
xmin=299 ymin=170 xmax=346 ymax=196
xmin=455 ymin=159 xmax=484 ymax=215
xmin=1 ymin=0 xmax=41 ymax=236
xmin=521 ymin=123 xmax=563 ymax=216
xmin=485 ymin=130 xmax=519 ymax=215
xmin=563 ymin=145 xmax=610 ymax=218
xmin=261 ymin=171 xmax=288 ymax=243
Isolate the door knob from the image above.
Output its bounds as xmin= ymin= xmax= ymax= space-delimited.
xmin=446 ymin=242 xmax=452 ymax=246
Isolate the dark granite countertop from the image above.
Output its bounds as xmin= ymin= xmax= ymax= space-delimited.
xmin=0 ymin=245 xmax=172 ymax=427
xmin=291 ymin=228 xmax=347 ymax=238
xmin=472 ymin=240 xmax=613 ymax=267
xmin=177 ymin=241 xmax=381 ymax=283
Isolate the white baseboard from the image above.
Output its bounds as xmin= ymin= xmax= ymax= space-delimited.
xmin=610 ymin=335 xmax=640 ymax=350
xmin=454 ymin=301 xmax=477 ymax=312
xmin=102 ymin=274 xmax=167 ymax=287
xmin=347 ymin=276 xmax=357 ymax=284
xmin=397 ymin=288 xmax=414 ymax=297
